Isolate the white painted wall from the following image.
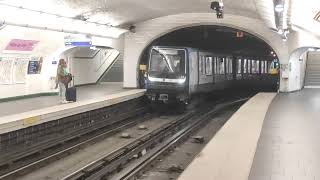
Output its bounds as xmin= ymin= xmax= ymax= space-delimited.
xmin=62 ymin=47 xmax=120 ymax=86
xmin=0 ymin=26 xmax=66 ymax=98
xmin=123 ymin=13 xmax=290 ymax=90
xmin=286 ymin=31 xmax=320 ymax=91
xmin=60 ymin=35 xmax=124 ymax=86
xmin=0 ymin=25 xmax=124 ymax=99
xmin=287 ymin=48 xmax=307 ymax=91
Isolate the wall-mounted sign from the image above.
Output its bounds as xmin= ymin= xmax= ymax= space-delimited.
xmin=27 ymin=57 xmax=43 ymax=74
xmin=65 ymin=41 xmax=92 ymax=47
xmin=5 ymin=39 xmax=39 ymax=51
xmin=64 ymin=35 xmax=92 ymax=47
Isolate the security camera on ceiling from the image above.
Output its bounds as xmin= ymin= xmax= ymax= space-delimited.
xmin=211 ymin=1 xmax=224 ymax=19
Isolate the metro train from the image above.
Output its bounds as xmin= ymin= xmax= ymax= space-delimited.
xmin=145 ymin=46 xmax=279 ymax=104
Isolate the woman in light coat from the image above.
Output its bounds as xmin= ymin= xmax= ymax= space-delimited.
xmin=56 ymin=59 xmax=68 ymax=103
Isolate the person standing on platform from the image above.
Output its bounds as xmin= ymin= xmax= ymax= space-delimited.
xmin=56 ymin=59 xmax=69 ymax=104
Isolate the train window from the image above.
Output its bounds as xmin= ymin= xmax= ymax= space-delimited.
xmin=219 ymin=57 xmax=225 ymax=74
xmin=214 ymin=57 xmax=217 ymax=74
xmin=256 ymin=61 xmax=260 ymax=74
xmin=261 ymin=61 xmax=265 ymax=74
xmin=267 ymin=61 xmax=272 ymax=73
xmin=264 ymin=61 xmax=268 ymax=74
xmin=243 ymin=59 xmax=247 ymax=73
xmin=205 ymin=56 xmax=213 ymax=75
xmin=149 ymin=48 xmax=186 ymax=78
xmin=215 ymin=57 xmax=219 ymax=74
xmin=252 ymin=60 xmax=259 ymax=74
xmin=237 ymin=59 xmax=241 ymax=74
xmin=199 ymin=56 xmax=206 ymax=75
xmin=199 ymin=56 xmax=202 ymax=74
xmin=228 ymin=58 xmax=233 ymax=74
xmin=226 ymin=58 xmax=229 ymax=74
xmin=202 ymin=57 xmax=206 ymax=75
xmin=251 ymin=60 xmax=255 ymax=74
xmin=248 ymin=60 xmax=251 ymax=74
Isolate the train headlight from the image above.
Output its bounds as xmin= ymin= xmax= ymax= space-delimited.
xmin=177 ymin=78 xmax=186 ymax=84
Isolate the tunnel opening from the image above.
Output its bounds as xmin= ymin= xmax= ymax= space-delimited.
xmin=138 ymin=25 xmax=280 ymax=103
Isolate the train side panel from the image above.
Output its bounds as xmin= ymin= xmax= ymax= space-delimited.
xmin=188 ymin=49 xmax=199 ymax=96
xmin=196 ymin=51 xmax=215 ymax=93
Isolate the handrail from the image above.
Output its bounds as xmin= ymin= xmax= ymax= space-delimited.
xmin=95 ymin=49 xmax=119 ymax=72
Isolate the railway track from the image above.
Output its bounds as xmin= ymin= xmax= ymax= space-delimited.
xmin=0 ymin=94 xmax=251 ymax=180
xmin=60 ymin=98 xmax=248 ymax=180
xmin=0 ymin=107 xmax=150 ymax=179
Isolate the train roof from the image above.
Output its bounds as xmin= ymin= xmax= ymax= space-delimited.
xmin=150 ymin=46 xmax=277 ymax=60
xmin=151 ymin=46 xmax=231 ymax=55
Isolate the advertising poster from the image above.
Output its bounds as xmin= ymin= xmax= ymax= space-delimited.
xmin=14 ymin=57 xmax=29 ymax=84
xmin=28 ymin=57 xmax=43 ymax=74
xmin=5 ymin=39 xmax=39 ymax=52
xmin=0 ymin=57 xmax=14 ymax=84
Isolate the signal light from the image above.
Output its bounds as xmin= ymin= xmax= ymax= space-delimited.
xmin=236 ymin=31 xmax=244 ymax=38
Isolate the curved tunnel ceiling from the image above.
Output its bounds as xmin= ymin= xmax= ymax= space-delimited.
xmin=63 ymin=0 xmax=260 ymax=26
xmin=2 ymin=0 xmax=320 ymax=42
xmin=147 ymin=25 xmax=275 ymax=57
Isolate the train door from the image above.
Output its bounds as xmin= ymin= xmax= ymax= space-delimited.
xmin=236 ymin=57 xmax=242 ymax=80
xmin=189 ymin=50 xmax=198 ymax=94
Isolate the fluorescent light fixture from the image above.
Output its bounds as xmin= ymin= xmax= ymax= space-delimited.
xmin=0 ymin=0 xmax=82 ymax=18
xmin=275 ymin=4 xmax=284 ymax=13
xmin=148 ymin=76 xmax=186 ymax=84
xmin=308 ymin=48 xmax=318 ymax=52
xmin=90 ymin=46 xmax=97 ymax=50
xmin=0 ymin=3 xmax=128 ymax=38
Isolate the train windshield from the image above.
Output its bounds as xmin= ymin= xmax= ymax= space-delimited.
xmin=149 ymin=48 xmax=186 ymax=79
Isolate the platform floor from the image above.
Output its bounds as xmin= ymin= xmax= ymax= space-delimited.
xmin=0 ymin=82 xmax=126 ymax=117
xmin=178 ymin=93 xmax=276 ymax=180
xmin=249 ymin=89 xmax=320 ymax=180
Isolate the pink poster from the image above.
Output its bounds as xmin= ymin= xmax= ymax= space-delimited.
xmin=5 ymin=39 xmax=39 ymax=51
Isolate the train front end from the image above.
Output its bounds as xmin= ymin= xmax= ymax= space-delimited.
xmin=146 ymin=47 xmax=189 ymax=103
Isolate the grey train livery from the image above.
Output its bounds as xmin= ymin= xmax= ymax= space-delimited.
xmin=145 ymin=46 xmax=279 ymax=103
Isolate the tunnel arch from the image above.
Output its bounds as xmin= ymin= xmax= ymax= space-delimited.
xmin=123 ymin=13 xmax=289 ymax=88
xmin=137 ymin=25 xmax=280 ymax=88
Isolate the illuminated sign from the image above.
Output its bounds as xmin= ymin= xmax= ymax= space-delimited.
xmin=64 ymin=35 xmax=92 ymax=47
xmin=5 ymin=39 xmax=39 ymax=51
xmin=236 ymin=31 xmax=244 ymax=38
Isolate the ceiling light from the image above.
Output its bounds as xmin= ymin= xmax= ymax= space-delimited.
xmin=275 ymin=4 xmax=284 ymax=13
xmin=308 ymin=48 xmax=318 ymax=52
xmin=0 ymin=3 xmax=127 ymax=38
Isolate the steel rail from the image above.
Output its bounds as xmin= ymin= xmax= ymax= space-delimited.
xmin=60 ymin=110 xmax=198 ymax=180
xmin=0 ymin=108 xmax=150 ymax=179
xmin=62 ymin=98 xmax=248 ymax=180
xmin=113 ymin=98 xmax=248 ymax=180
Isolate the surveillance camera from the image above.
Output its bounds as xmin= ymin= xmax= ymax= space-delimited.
xmin=211 ymin=1 xmax=224 ymax=19
xmin=211 ymin=1 xmax=220 ymax=10
xmin=129 ymin=25 xmax=136 ymax=33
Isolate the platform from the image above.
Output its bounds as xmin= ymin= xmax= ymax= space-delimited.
xmin=0 ymin=82 xmax=145 ymax=134
xmin=0 ymin=82 xmax=125 ymax=117
xmin=249 ymin=89 xmax=320 ymax=180
xmin=178 ymin=92 xmax=277 ymax=180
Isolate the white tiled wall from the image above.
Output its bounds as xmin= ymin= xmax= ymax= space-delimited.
xmin=0 ymin=26 xmax=125 ymax=98
xmin=123 ymin=13 xmax=290 ymax=90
